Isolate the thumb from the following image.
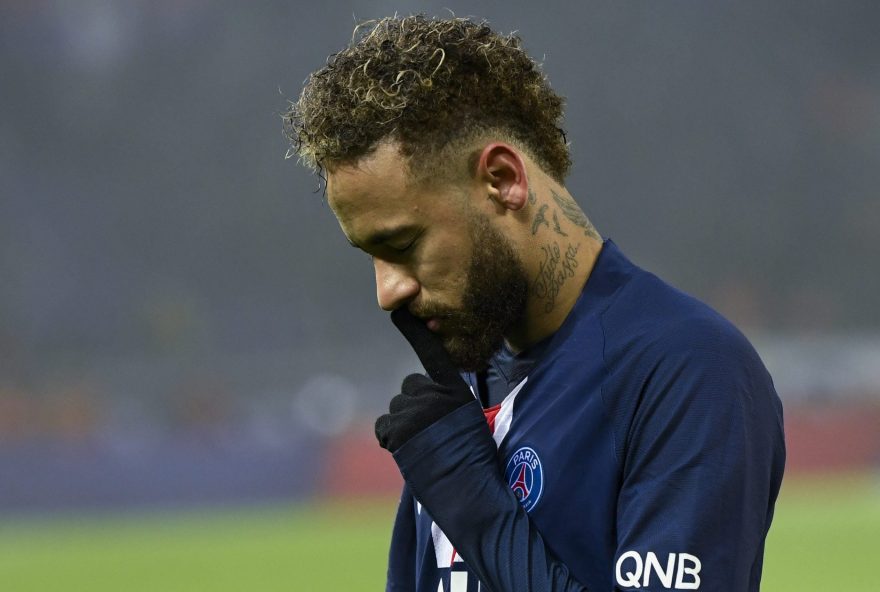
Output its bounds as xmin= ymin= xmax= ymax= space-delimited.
xmin=391 ymin=308 xmax=468 ymax=389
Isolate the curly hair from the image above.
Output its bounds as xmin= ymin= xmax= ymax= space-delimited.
xmin=284 ymin=15 xmax=571 ymax=183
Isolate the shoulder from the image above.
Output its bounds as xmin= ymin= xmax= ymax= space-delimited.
xmin=596 ymin=268 xmax=782 ymax=458
xmin=600 ymin=268 xmax=764 ymax=381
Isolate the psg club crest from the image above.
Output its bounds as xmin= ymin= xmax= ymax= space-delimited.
xmin=504 ymin=446 xmax=544 ymax=512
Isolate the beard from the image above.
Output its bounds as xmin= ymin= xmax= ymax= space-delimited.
xmin=416 ymin=213 xmax=530 ymax=372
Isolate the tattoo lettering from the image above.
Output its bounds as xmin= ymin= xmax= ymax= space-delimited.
xmin=550 ymin=189 xmax=601 ymax=240
xmin=531 ymin=204 xmax=550 ymax=235
xmin=552 ymin=210 xmax=568 ymax=237
xmin=532 ymin=242 xmax=581 ymax=313
xmin=528 ymin=188 xmax=537 ymax=205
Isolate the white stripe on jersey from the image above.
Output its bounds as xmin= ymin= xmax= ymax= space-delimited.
xmin=492 ymin=377 xmax=527 ymax=446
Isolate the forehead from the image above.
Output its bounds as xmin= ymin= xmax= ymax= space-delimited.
xmin=327 ymin=144 xmax=407 ymax=212
xmin=326 ymin=143 xmax=423 ymax=240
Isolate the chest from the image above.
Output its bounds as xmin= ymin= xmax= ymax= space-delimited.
xmin=414 ymin=343 xmax=622 ymax=590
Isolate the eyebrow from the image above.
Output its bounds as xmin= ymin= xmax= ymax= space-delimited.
xmin=347 ymin=225 xmax=418 ymax=249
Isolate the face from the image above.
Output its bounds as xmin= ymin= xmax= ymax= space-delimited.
xmin=327 ymin=143 xmax=529 ymax=371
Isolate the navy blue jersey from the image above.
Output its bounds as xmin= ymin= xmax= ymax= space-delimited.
xmin=386 ymin=240 xmax=785 ymax=592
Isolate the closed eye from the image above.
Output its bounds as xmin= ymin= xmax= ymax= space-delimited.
xmin=387 ymin=228 xmax=423 ymax=254
xmin=389 ymin=237 xmax=417 ymax=253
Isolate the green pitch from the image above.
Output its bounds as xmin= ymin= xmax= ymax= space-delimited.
xmin=0 ymin=474 xmax=877 ymax=591
xmin=762 ymin=473 xmax=879 ymax=591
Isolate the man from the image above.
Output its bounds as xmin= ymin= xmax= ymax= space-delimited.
xmin=285 ymin=15 xmax=785 ymax=591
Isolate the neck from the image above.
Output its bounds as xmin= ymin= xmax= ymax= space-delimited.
xmin=505 ymin=185 xmax=603 ymax=351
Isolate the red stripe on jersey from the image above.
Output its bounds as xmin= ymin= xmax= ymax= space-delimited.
xmin=483 ymin=403 xmax=502 ymax=434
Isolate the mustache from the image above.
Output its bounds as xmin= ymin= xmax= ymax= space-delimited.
xmin=408 ymin=304 xmax=459 ymax=319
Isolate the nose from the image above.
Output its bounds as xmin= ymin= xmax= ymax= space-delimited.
xmin=374 ymin=258 xmax=419 ymax=311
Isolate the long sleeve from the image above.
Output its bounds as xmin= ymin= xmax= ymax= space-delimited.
xmin=386 ymin=484 xmax=418 ymax=592
xmin=610 ymin=319 xmax=786 ymax=591
xmin=392 ymin=400 xmax=590 ymax=592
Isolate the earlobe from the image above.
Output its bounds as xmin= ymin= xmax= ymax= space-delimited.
xmin=478 ymin=143 xmax=529 ymax=212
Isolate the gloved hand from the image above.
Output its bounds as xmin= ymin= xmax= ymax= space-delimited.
xmin=375 ymin=308 xmax=476 ymax=452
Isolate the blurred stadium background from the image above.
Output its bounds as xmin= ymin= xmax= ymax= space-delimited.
xmin=1 ymin=1 xmax=878 ymax=590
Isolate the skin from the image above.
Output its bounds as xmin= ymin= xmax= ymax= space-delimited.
xmin=326 ymin=139 xmax=603 ymax=354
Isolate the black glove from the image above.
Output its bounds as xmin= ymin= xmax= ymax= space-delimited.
xmin=375 ymin=308 xmax=476 ymax=452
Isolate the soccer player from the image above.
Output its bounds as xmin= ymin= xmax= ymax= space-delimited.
xmin=285 ymin=15 xmax=785 ymax=592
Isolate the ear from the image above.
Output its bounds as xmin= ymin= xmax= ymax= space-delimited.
xmin=475 ymin=143 xmax=529 ymax=211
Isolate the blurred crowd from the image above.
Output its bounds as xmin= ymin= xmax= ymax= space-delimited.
xmin=1 ymin=1 xmax=878 ymax=510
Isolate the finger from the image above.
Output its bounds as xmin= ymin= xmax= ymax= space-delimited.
xmin=401 ymin=373 xmax=434 ymax=394
xmin=388 ymin=392 xmax=411 ymax=414
xmin=391 ymin=308 xmax=468 ymax=389
xmin=374 ymin=413 xmax=393 ymax=449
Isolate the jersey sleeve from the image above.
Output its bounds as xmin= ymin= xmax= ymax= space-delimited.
xmin=386 ymin=484 xmax=417 ymax=592
xmin=392 ymin=400 xmax=590 ymax=592
xmin=612 ymin=318 xmax=785 ymax=591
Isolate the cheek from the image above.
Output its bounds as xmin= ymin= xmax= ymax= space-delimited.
xmin=417 ymin=239 xmax=471 ymax=300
